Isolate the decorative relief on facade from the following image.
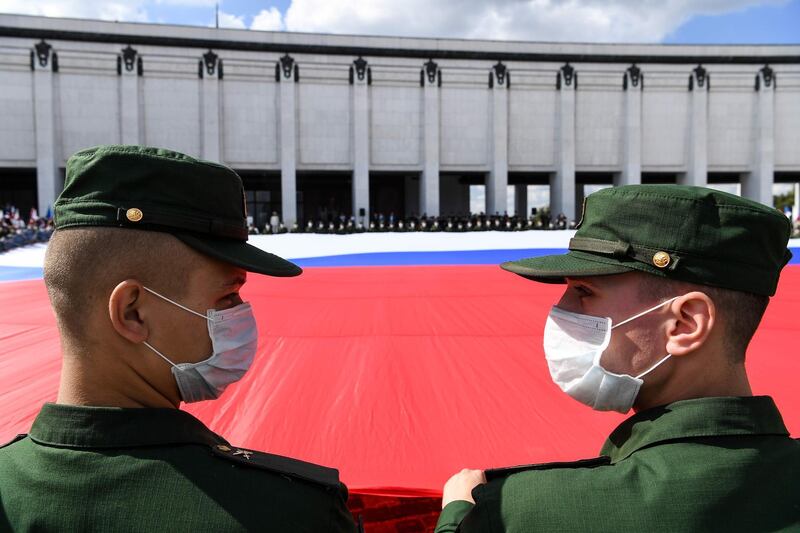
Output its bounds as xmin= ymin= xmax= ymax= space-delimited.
xmin=117 ymin=45 xmax=143 ymax=76
xmin=30 ymin=39 xmax=57 ymax=71
xmin=34 ymin=39 xmax=51 ymax=67
xmin=354 ymin=56 xmax=367 ymax=80
xmin=557 ymin=63 xmax=576 ymax=89
xmin=350 ymin=56 xmax=371 ymax=85
xmin=122 ymin=45 xmax=137 ymax=71
xmin=280 ymin=53 xmax=297 ymax=81
xmin=689 ymin=64 xmax=708 ymax=91
xmin=199 ymin=50 xmax=222 ymax=79
xmin=755 ymin=64 xmax=775 ymax=91
xmin=420 ymin=59 xmax=440 ymax=87
xmin=623 ymin=63 xmax=642 ymax=90
xmin=490 ymin=61 xmax=508 ymax=88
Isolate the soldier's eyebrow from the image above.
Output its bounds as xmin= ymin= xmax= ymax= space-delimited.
xmin=567 ymin=277 xmax=597 ymax=289
xmin=221 ymin=275 xmax=247 ymax=288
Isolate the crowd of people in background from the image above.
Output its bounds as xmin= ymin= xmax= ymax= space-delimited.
xmin=250 ymin=205 xmax=800 ymax=237
xmin=1 ymin=205 xmax=54 ymax=253
xmin=0 ymin=200 xmax=797 ymax=254
xmin=248 ymin=209 xmax=574 ymax=235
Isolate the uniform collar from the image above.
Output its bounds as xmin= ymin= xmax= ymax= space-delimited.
xmin=28 ymin=402 xmax=228 ymax=449
xmin=600 ymin=396 xmax=789 ymax=464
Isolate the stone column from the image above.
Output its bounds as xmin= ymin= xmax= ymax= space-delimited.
xmin=487 ymin=62 xmax=509 ymax=216
xmin=681 ymin=65 xmax=708 ymax=187
xmin=278 ymin=54 xmax=298 ymax=227
xmin=421 ymin=59 xmax=440 ymax=217
xmin=351 ymin=57 xmax=370 ymax=222
xmin=199 ymin=50 xmax=222 ymax=162
xmin=744 ymin=65 xmax=775 ymax=206
xmin=118 ymin=45 xmax=142 ymax=145
xmin=514 ymin=184 xmax=528 ymax=217
xmin=618 ymin=64 xmax=643 ymax=187
xmin=31 ymin=40 xmax=59 ymax=215
xmin=551 ymin=63 xmax=577 ymax=220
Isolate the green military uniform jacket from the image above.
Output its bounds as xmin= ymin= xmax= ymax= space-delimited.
xmin=0 ymin=403 xmax=357 ymax=532
xmin=436 ymin=396 xmax=800 ymax=532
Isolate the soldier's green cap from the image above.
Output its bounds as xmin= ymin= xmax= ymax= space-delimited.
xmin=54 ymin=145 xmax=301 ymax=277
xmin=501 ymin=185 xmax=792 ymax=296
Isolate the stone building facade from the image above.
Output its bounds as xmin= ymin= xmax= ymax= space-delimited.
xmin=1 ymin=14 xmax=798 ymax=227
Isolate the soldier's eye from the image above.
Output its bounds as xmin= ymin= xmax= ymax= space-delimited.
xmin=575 ymin=285 xmax=592 ymax=297
xmin=219 ymin=293 xmax=240 ymax=307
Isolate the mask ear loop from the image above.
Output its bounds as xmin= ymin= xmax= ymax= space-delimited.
xmin=142 ymin=286 xmax=210 ymax=321
xmin=141 ymin=286 xmax=211 ymax=367
xmin=142 ymin=341 xmax=178 ymax=368
xmin=608 ymin=295 xmax=681 ymax=379
xmin=611 ymin=295 xmax=681 ymax=330
xmin=635 ymin=353 xmax=672 ymax=379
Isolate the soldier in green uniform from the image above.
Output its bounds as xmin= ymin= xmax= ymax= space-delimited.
xmin=0 ymin=145 xmax=357 ymax=532
xmin=436 ymin=185 xmax=799 ymax=532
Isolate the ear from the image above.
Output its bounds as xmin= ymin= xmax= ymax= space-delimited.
xmin=108 ymin=280 xmax=149 ymax=344
xmin=665 ymin=291 xmax=716 ymax=357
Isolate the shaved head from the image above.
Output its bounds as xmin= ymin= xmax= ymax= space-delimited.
xmin=44 ymin=227 xmax=203 ymax=349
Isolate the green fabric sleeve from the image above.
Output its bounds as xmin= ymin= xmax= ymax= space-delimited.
xmin=435 ymin=500 xmax=476 ymax=532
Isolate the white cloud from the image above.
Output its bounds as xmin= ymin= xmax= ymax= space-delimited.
xmin=251 ymin=7 xmax=283 ymax=31
xmin=217 ymin=10 xmax=246 ymax=29
xmin=282 ymin=0 xmax=788 ymax=42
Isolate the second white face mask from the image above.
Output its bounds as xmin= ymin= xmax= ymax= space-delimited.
xmin=141 ymin=286 xmax=258 ymax=403
xmin=543 ymin=296 xmax=679 ymax=413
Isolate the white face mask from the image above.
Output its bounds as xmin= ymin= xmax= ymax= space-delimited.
xmin=543 ymin=296 xmax=680 ymax=413
xmin=141 ymin=286 xmax=258 ymax=403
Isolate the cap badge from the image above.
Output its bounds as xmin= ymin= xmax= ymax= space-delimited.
xmin=126 ymin=208 xmax=143 ymax=222
xmin=652 ymin=251 xmax=671 ymax=269
xmin=216 ymin=445 xmax=231 ymax=452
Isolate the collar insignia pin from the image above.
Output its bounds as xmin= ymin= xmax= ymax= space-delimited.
xmin=233 ymin=449 xmax=252 ymax=460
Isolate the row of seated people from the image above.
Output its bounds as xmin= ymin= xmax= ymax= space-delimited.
xmin=0 ymin=206 xmax=55 ymax=253
xmin=249 ymin=212 xmax=574 ymax=235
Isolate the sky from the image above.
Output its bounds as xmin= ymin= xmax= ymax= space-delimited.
xmin=1 ymin=0 xmax=797 ymax=214
xmin=0 ymin=0 xmax=798 ymax=43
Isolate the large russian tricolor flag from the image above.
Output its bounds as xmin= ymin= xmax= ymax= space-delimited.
xmin=1 ymin=233 xmax=799 ymax=531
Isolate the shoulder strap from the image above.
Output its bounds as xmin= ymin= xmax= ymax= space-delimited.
xmin=210 ymin=444 xmax=340 ymax=489
xmin=485 ymin=456 xmax=611 ymax=481
xmin=0 ymin=434 xmax=28 ymax=450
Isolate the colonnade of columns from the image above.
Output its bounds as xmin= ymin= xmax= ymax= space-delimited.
xmin=27 ymin=40 xmax=778 ymax=224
